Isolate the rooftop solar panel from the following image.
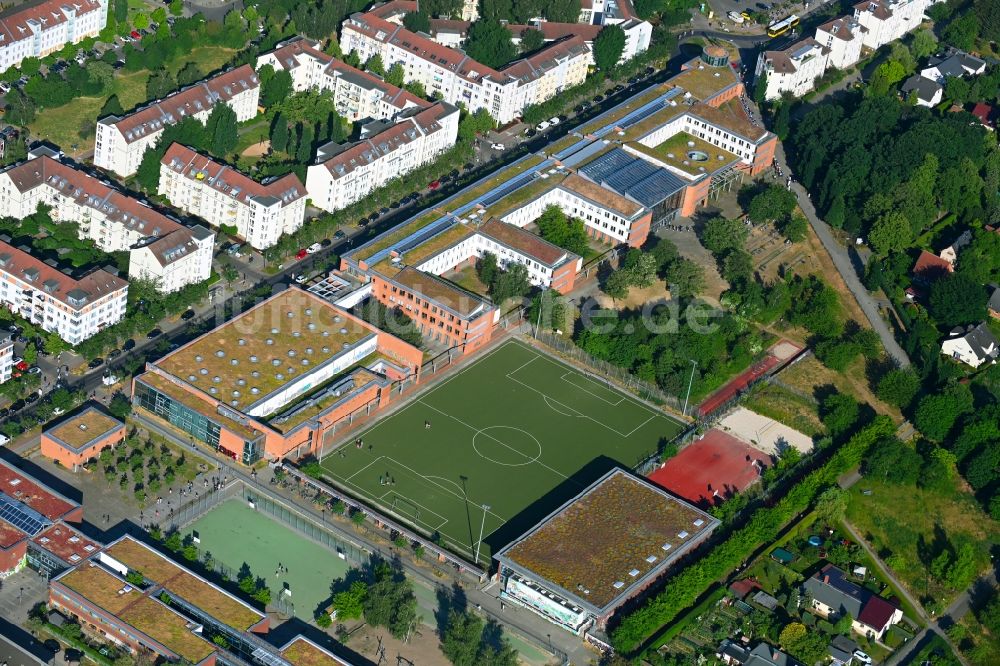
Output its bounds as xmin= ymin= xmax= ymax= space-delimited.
xmin=0 ymin=492 xmax=52 ymax=536
xmin=396 ymin=216 xmax=456 ymax=254
xmin=580 ymin=148 xmax=687 ymax=207
xmin=478 ymin=172 xmax=538 ymax=208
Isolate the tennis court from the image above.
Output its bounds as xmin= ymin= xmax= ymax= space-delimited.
xmin=320 ymin=339 xmax=685 ymax=566
xmin=186 ymin=499 xmax=349 ymax=619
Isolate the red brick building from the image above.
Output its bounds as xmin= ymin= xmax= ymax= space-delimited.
xmin=41 ymin=407 xmax=125 ymax=471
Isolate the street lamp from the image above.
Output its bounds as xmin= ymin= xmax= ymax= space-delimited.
xmin=474 ymin=504 xmax=491 ymax=564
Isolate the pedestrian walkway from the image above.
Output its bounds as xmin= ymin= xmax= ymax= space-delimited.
xmin=773 ymin=143 xmax=911 ymax=367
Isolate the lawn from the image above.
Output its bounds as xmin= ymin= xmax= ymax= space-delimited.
xmin=165 ymin=46 xmax=236 ymax=78
xmin=743 ymin=383 xmax=824 ymax=438
xmin=185 ymin=499 xmax=350 ymax=621
xmin=845 ymin=479 xmax=997 ymax=609
xmin=319 ymin=339 xmax=684 ymax=566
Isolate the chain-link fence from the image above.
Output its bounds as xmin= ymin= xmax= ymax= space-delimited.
xmin=532 ymin=331 xmax=685 ymax=413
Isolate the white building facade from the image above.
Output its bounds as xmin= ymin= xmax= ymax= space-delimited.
xmin=815 ymin=16 xmax=866 ymax=70
xmin=0 ymin=0 xmax=108 ymax=71
xmin=256 ymin=38 xmax=427 ymax=122
xmin=159 ymin=143 xmax=306 ymax=250
xmin=0 ymin=333 xmax=12 ymax=384
xmin=94 ymin=65 xmax=260 ymax=177
xmin=0 ymin=242 xmax=127 ymax=344
xmin=0 ymin=151 xmax=215 ymax=293
xmin=756 ymin=39 xmax=829 ymax=100
xmin=306 ymin=102 xmax=459 ymax=212
xmin=853 ymin=0 xmax=937 ymax=51
xmin=340 ymin=12 xmax=591 ymax=123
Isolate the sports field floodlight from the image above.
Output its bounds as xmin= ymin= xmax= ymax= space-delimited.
xmin=475 ymin=504 xmax=491 ymax=564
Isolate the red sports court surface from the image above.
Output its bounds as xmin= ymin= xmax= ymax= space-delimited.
xmin=698 ymin=341 xmax=803 ymax=417
xmin=647 ymin=429 xmax=770 ymax=507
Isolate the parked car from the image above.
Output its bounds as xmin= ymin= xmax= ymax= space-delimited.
xmin=0 ymin=81 xmax=11 ymax=94
xmin=11 ymin=357 xmax=22 ymax=367
xmin=25 ymin=392 xmax=38 ymax=403
xmin=27 ymin=366 xmax=41 ymax=374
xmin=14 ymin=360 xmax=28 ymax=372
xmin=537 ymin=121 xmax=551 ymax=131
xmin=9 ymin=399 xmax=25 ymax=412
xmin=295 ymin=248 xmax=308 ymax=260
xmin=428 ymin=179 xmax=441 ymax=190
xmin=113 ymin=60 xmax=126 ymax=70
xmin=305 ymin=242 xmax=323 ymax=254
xmin=548 ymin=116 xmax=560 ymax=125
xmin=293 ymin=274 xmax=308 ymax=284
xmin=593 ymin=94 xmax=605 ymax=103
xmin=146 ymin=328 xmax=162 ymax=339
xmin=852 ymin=651 xmax=872 ymax=665
xmin=123 ymin=338 xmax=136 ymax=351
xmin=88 ymin=357 xmax=104 ymax=369
xmin=323 ymin=236 xmax=335 ymax=245
xmin=727 ymin=10 xmax=745 ymax=22
xmin=491 ymin=142 xmax=505 ymax=151
xmin=181 ymin=309 xmax=196 ymax=320
xmin=334 ymin=230 xmax=346 ymax=240
xmin=378 ymin=207 xmax=389 ymax=215
xmin=130 ymin=30 xmax=141 ymax=39
xmin=108 ymin=348 xmax=122 ymax=359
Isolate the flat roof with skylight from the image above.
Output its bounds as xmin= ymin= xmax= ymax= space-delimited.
xmin=43 ymin=408 xmax=124 ymax=452
xmin=629 ymin=132 xmax=741 ymax=178
xmin=154 ymin=289 xmax=375 ymax=417
xmin=495 ymin=468 xmax=718 ymax=615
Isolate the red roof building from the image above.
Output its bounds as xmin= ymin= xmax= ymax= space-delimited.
xmin=855 ymin=595 xmax=902 ymax=640
xmin=912 ymin=250 xmax=954 ymax=281
xmin=971 ymin=103 xmax=996 ymax=130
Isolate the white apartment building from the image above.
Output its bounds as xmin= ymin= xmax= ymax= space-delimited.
xmin=256 ymin=38 xmax=427 ymax=122
xmin=755 ymin=38 xmax=829 ymax=100
xmin=853 ymin=0 xmax=937 ymax=51
xmin=0 ymin=241 xmax=127 ymax=344
xmin=815 ymin=16 xmax=866 ymax=70
xmin=0 ymin=332 xmax=12 ymax=384
xmin=94 ymin=65 xmax=260 ymax=177
xmin=0 ymin=0 xmax=108 ymax=71
xmin=159 ymin=143 xmax=306 ymax=250
xmin=0 ymin=150 xmax=215 ymax=293
xmin=307 ymin=102 xmax=459 ymax=212
xmin=340 ymin=11 xmax=590 ymax=123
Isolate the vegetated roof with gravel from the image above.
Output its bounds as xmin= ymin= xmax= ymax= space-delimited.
xmin=281 ymin=637 xmax=353 ymax=666
xmin=44 ymin=408 xmax=123 ymax=451
xmin=499 ymin=469 xmax=717 ymax=609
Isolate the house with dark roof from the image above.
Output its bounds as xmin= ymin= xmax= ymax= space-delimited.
xmin=988 ymin=285 xmax=1000 ymax=319
xmin=902 ymin=74 xmax=943 ymax=107
xmin=854 ymin=594 xmax=902 ymax=640
xmin=829 ymin=635 xmax=859 ymax=665
xmin=803 ymin=564 xmax=868 ymax=620
xmin=941 ymin=322 xmax=1000 ymax=368
xmin=922 ymin=50 xmax=987 ymax=84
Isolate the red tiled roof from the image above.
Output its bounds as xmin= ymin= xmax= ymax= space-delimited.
xmin=912 ymin=250 xmax=954 ymax=276
xmin=817 ymin=16 xmax=866 ymax=40
xmin=972 ymin=103 xmax=995 ymax=127
xmin=2 ymin=155 xmax=184 ymax=239
xmin=429 ymin=19 xmax=603 ymax=42
xmin=265 ymin=38 xmax=427 ymax=111
xmin=345 ymin=12 xmax=508 ymax=84
xmin=0 ymin=459 xmax=77 ymax=521
xmin=162 ymin=143 xmax=305 ymax=207
xmin=32 ymin=524 xmax=101 ymax=565
xmin=103 ymin=65 xmax=259 ymax=144
xmin=367 ymin=0 xmax=418 ymax=19
xmin=480 ymin=218 xmax=570 ymax=266
xmin=0 ymin=0 xmax=102 ymax=45
xmin=0 ymin=240 xmax=127 ymax=308
xmin=858 ymin=595 xmax=898 ymax=631
xmin=317 ymin=103 xmax=454 ymax=179
xmin=855 ymin=0 xmax=893 ymax=20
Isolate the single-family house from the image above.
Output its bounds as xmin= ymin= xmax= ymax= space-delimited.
xmin=745 ymin=643 xmax=801 ymax=666
xmin=829 ymin=635 xmax=859 ymax=665
xmin=939 ymin=229 xmax=972 ymax=266
xmin=987 ymin=285 xmax=1000 ymax=319
xmin=941 ymin=323 xmax=1000 ymax=368
xmin=853 ymin=595 xmax=903 ymax=640
xmin=971 ymin=103 xmax=996 ymax=130
xmin=803 ymin=564 xmax=867 ymax=619
xmin=902 ymin=75 xmax=943 ymax=107
xmin=921 ymin=50 xmax=987 ymax=84
xmin=912 ymin=250 xmax=954 ymax=282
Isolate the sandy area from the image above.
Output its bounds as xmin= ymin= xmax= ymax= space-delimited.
xmin=242 ymin=140 xmax=270 ymax=157
xmin=349 ymin=623 xmax=450 ymax=666
xmin=716 ymin=406 xmax=814 ymax=455
xmin=770 ymin=341 xmax=801 ymax=361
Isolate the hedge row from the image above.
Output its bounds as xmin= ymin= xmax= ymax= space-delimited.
xmin=610 ymin=415 xmax=896 ymax=653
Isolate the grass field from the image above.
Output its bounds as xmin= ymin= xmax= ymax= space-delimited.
xmin=319 ymin=339 xmax=685 ymax=565
xmin=186 ymin=499 xmax=349 ymax=620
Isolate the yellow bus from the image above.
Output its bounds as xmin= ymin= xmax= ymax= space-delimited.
xmin=767 ymin=14 xmax=800 ymax=38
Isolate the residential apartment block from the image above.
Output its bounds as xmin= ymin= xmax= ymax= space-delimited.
xmin=756 ymin=38 xmax=829 ymax=100
xmin=306 ymin=101 xmax=459 ymax=212
xmin=340 ymin=11 xmax=591 ymax=124
xmin=132 ymin=288 xmax=423 ymax=464
xmin=159 ymin=143 xmax=306 ymax=250
xmin=854 ymin=0 xmax=937 ymax=51
xmin=257 ymin=38 xmax=427 ymax=122
xmin=756 ymin=0 xmax=940 ymax=100
xmin=0 ymin=0 xmax=108 ymax=71
xmin=94 ymin=65 xmax=260 ymax=177
xmin=0 ymin=241 xmax=126 ymax=344
xmin=0 ymin=150 xmax=214 ymax=294
xmin=815 ymin=16 xmax=867 ymax=70
xmin=0 ymin=331 xmax=12 ymax=384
